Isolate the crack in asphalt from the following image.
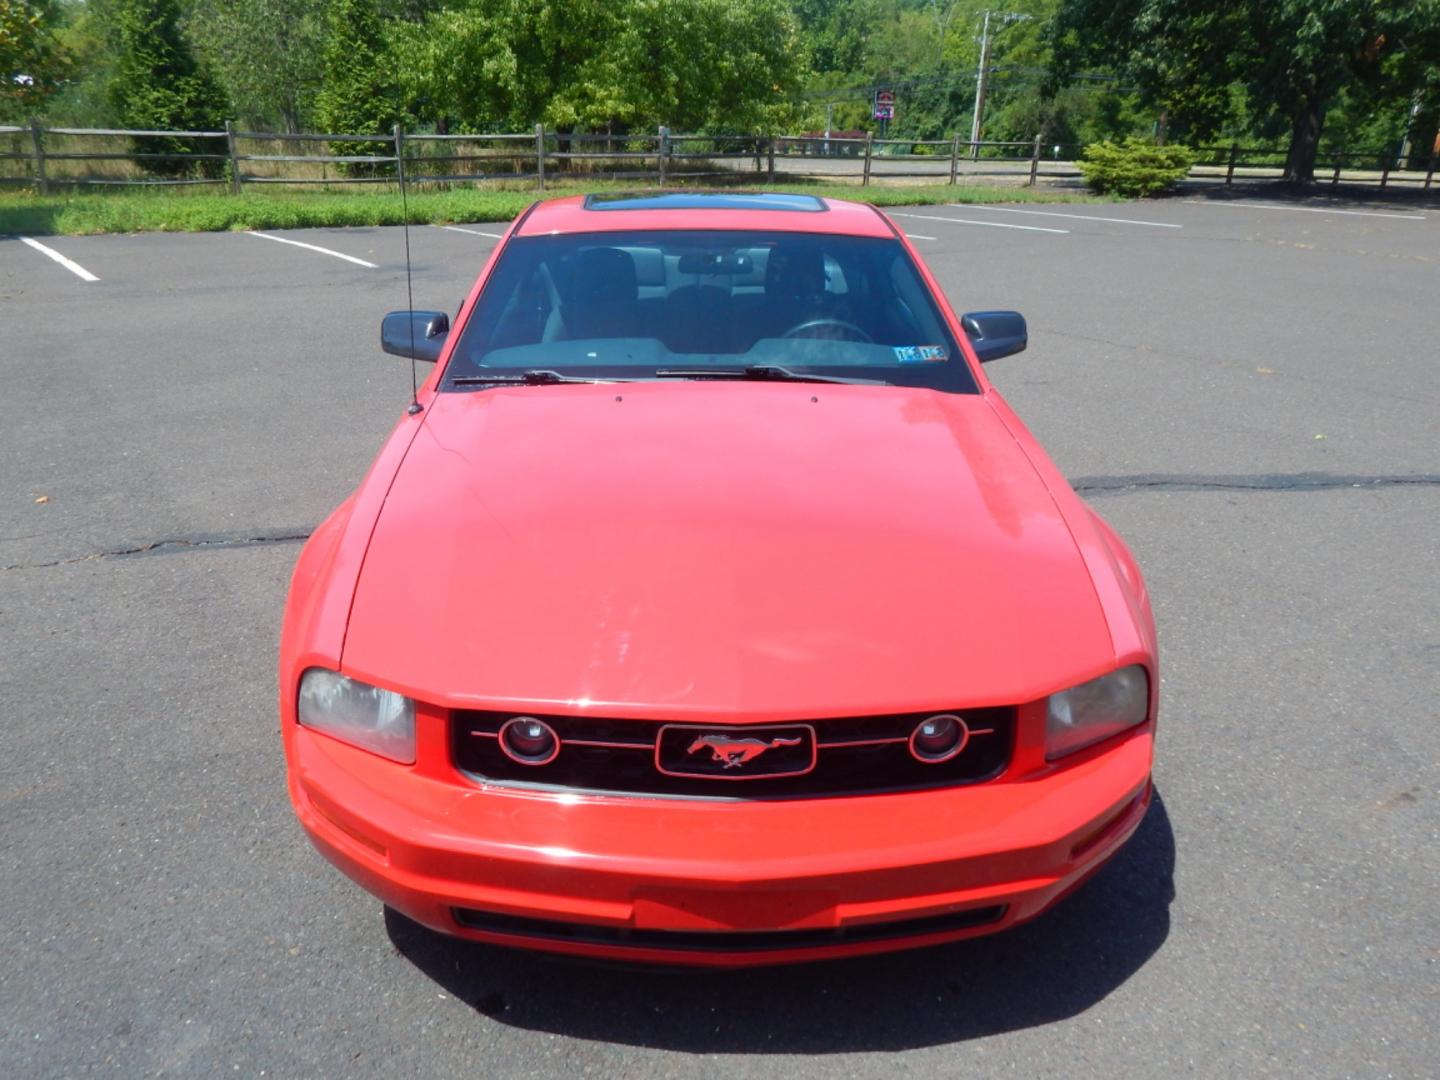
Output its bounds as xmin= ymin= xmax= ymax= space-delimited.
xmin=1071 ymin=472 xmax=1440 ymax=497
xmin=3 ymin=473 xmax=1437 ymax=570
xmin=2 ymin=530 xmax=314 ymax=571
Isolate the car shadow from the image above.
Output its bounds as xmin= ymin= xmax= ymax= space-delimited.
xmin=385 ymin=792 xmax=1175 ymax=1052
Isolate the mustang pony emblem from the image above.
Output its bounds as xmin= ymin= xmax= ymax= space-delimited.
xmin=687 ymin=734 xmax=802 ymax=769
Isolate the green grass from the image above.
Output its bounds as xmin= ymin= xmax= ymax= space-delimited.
xmin=0 ymin=178 xmax=1107 ymax=236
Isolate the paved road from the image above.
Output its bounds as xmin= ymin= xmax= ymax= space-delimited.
xmin=2 ymin=194 xmax=1437 ymax=1077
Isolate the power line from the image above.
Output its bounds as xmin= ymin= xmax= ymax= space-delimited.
xmin=799 ymin=68 xmax=1125 ymax=102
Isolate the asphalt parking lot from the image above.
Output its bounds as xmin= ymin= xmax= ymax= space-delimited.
xmin=2 ymin=192 xmax=1437 ymax=1078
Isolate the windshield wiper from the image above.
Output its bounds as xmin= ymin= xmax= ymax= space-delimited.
xmin=450 ymin=369 xmax=624 ymax=386
xmin=653 ymin=364 xmax=884 ymax=386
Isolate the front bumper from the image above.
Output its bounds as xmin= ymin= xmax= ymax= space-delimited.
xmin=286 ymin=717 xmax=1153 ymax=968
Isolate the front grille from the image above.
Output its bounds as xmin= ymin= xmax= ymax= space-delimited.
xmin=451 ymin=706 xmax=1013 ymax=799
xmin=451 ymin=905 xmax=1007 ymax=952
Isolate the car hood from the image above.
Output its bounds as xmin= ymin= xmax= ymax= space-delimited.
xmin=342 ymin=382 xmax=1115 ymax=718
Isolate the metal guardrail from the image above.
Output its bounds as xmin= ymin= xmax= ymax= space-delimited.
xmin=2 ymin=121 xmax=1436 ymax=194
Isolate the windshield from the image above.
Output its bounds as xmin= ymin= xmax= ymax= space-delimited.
xmin=444 ymin=230 xmax=978 ymax=393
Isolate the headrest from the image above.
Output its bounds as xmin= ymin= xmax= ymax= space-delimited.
xmin=574 ymin=247 xmax=638 ymax=303
xmin=764 ymin=246 xmax=826 ymax=299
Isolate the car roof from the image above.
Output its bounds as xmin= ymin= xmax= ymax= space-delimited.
xmin=514 ymin=192 xmax=896 ymax=239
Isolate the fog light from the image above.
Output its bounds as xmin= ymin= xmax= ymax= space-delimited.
xmin=909 ymin=713 xmax=969 ymax=763
xmin=499 ymin=717 xmax=561 ymax=765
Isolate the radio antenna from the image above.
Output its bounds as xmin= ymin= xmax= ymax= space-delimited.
xmin=396 ymin=123 xmax=422 ymax=416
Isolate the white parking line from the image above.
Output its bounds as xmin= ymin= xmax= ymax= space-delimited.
xmin=890 ymin=212 xmax=1068 ymax=235
xmin=903 ymin=233 xmax=937 ymax=240
xmin=435 ymin=225 xmax=506 ymax=239
xmin=246 ymin=231 xmax=379 ymax=267
xmin=950 ymin=204 xmax=1182 ymax=228
xmin=19 ymin=237 xmax=99 ymax=282
xmin=1185 ymin=201 xmax=1426 ymax=221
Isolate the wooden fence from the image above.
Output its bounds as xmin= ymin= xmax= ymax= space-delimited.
xmin=2 ymin=121 xmax=1436 ymax=193
xmin=1189 ymin=143 xmax=1440 ymax=190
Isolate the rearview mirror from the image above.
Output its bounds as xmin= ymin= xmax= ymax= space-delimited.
xmin=381 ymin=310 xmax=450 ymax=362
xmin=677 ymin=252 xmax=753 ymax=275
xmin=960 ymin=310 xmax=1027 ymax=363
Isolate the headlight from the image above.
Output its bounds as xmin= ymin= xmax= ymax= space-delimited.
xmin=1045 ymin=665 xmax=1149 ymax=761
xmin=297 ymin=668 xmax=415 ymax=763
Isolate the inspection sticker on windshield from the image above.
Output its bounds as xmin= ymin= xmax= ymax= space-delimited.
xmin=894 ymin=345 xmax=948 ymax=364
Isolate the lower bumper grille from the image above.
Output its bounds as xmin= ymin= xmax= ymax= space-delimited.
xmin=452 ymin=707 xmax=1014 ymax=799
xmin=451 ymin=905 xmax=1007 ymax=953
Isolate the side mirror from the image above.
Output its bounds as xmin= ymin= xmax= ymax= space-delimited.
xmin=960 ymin=310 xmax=1027 ymax=363
xmin=381 ymin=310 xmax=450 ymax=362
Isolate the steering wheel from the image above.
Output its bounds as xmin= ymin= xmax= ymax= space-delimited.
xmin=780 ymin=318 xmax=874 ymax=343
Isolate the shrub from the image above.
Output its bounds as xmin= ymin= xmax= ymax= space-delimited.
xmin=1078 ymin=138 xmax=1195 ymax=197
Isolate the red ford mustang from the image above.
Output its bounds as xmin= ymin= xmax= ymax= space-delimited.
xmin=280 ymin=192 xmax=1157 ymax=967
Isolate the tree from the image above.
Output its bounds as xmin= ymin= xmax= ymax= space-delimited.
xmin=791 ymin=0 xmax=881 ymax=74
xmin=1051 ymin=0 xmax=1440 ymax=183
xmin=392 ymin=0 xmax=621 ymax=133
xmin=188 ymin=0 xmax=325 ymax=132
xmin=593 ymin=0 xmax=806 ymax=132
xmin=40 ymin=0 xmax=112 ymax=125
xmin=1 ymin=0 xmax=71 ymax=119
xmin=96 ymin=0 xmax=228 ymax=173
xmin=395 ymin=0 xmax=807 ymax=135
xmin=315 ymin=0 xmax=403 ymax=138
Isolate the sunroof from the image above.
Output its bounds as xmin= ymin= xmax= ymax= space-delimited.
xmin=583 ymin=192 xmax=827 ymax=213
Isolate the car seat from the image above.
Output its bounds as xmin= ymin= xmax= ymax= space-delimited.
xmin=563 ymin=248 xmax=641 ymax=340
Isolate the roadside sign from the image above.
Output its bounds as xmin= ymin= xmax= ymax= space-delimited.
xmin=873 ymin=88 xmax=895 ymax=121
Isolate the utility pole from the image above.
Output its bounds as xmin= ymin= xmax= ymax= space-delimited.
xmin=1397 ymin=92 xmax=1423 ymax=169
xmin=968 ymin=10 xmax=993 ymax=161
xmin=968 ymin=10 xmax=1032 ymax=161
